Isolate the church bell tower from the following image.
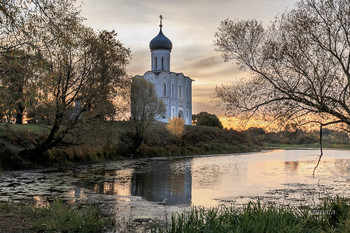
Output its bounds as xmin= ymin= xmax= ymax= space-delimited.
xmin=149 ymin=15 xmax=172 ymax=72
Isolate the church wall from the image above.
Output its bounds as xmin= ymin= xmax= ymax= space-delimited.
xmin=151 ymin=50 xmax=170 ymax=71
xmin=142 ymin=71 xmax=192 ymax=125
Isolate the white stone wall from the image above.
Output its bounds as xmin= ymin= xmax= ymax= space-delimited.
xmin=143 ymin=71 xmax=192 ymax=125
xmin=151 ymin=50 xmax=170 ymax=71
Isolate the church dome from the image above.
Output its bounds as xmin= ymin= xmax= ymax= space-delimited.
xmin=149 ymin=28 xmax=173 ymax=52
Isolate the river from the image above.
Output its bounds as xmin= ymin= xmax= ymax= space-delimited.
xmin=1 ymin=149 xmax=350 ymax=230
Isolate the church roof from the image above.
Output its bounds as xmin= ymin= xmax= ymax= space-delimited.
xmin=149 ymin=28 xmax=173 ymax=52
xmin=143 ymin=70 xmax=194 ymax=81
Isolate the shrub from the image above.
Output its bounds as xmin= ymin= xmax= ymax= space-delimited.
xmin=166 ymin=117 xmax=185 ymax=140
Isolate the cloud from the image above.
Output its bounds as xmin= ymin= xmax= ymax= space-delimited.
xmin=81 ymin=0 xmax=298 ymax=116
xmin=180 ymin=56 xmax=222 ymax=70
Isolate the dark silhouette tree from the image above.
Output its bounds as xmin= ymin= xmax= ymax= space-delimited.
xmin=192 ymin=112 xmax=223 ymax=129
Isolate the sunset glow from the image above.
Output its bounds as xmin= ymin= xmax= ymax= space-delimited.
xmin=80 ymin=0 xmax=298 ymax=116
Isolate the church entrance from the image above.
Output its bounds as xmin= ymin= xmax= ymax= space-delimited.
xmin=178 ymin=110 xmax=184 ymax=118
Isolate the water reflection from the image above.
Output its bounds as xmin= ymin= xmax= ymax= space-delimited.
xmin=85 ymin=160 xmax=192 ymax=205
xmin=1 ymin=149 xmax=350 ymax=209
xmin=285 ymin=161 xmax=299 ymax=172
xmin=131 ymin=159 xmax=192 ymax=205
xmin=92 ymin=169 xmax=133 ymax=196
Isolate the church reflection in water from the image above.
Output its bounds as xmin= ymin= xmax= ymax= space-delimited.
xmin=91 ymin=159 xmax=192 ymax=206
xmin=131 ymin=159 xmax=192 ymax=205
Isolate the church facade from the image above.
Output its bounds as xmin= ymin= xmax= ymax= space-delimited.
xmin=134 ymin=17 xmax=193 ymax=125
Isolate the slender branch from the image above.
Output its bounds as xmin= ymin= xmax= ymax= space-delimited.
xmin=313 ymin=124 xmax=323 ymax=177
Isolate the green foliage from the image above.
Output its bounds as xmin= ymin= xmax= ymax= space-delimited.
xmin=192 ymin=112 xmax=223 ymax=129
xmin=152 ymin=198 xmax=350 ymax=233
xmin=30 ymin=200 xmax=107 ymax=233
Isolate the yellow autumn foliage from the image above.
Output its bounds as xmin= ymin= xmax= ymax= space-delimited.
xmin=166 ymin=117 xmax=185 ymax=139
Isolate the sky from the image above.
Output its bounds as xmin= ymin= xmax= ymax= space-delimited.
xmin=80 ymin=0 xmax=298 ymax=117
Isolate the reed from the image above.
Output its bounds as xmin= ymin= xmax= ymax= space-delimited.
xmin=152 ymin=198 xmax=350 ymax=233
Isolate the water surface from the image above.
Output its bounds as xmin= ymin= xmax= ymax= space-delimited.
xmin=1 ymin=149 xmax=350 ymax=209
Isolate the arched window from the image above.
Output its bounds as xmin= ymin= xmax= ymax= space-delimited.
xmin=161 ymin=57 xmax=164 ymax=70
xmin=178 ymin=110 xmax=184 ymax=118
xmin=155 ymin=57 xmax=158 ymax=70
xmin=179 ymin=85 xmax=182 ymax=98
xmin=163 ymin=83 xmax=166 ymax=96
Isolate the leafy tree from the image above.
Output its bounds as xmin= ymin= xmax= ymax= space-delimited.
xmin=0 ymin=0 xmax=131 ymax=161
xmin=0 ymin=49 xmax=41 ymax=124
xmin=130 ymin=76 xmax=166 ymax=150
xmin=192 ymin=111 xmax=223 ymax=129
xmin=166 ymin=117 xmax=185 ymax=140
xmin=214 ymin=0 xmax=350 ymax=131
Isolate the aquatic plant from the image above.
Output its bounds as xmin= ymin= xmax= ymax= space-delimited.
xmin=152 ymin=198 xmax=350 ymax=233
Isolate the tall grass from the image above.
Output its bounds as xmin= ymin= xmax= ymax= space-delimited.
xmin=152 ymin=198 xmax=350 ymax=233
xmin=30 ymin=200 xmax=108 ymax=233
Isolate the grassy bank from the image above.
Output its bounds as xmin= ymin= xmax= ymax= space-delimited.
xmin=152 ymin=197 xmax=350 ymax=233
xmin=2 ymin=197 xmax=350 ymax=232
xmin=0 ymin=121 xmax=349 ymax=170
xmin=0 ymin=200 xmax=110 ymax=232
xmin=0 ymin=122 xmax=256 ymax=169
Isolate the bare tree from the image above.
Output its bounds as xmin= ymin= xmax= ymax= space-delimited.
xmin=214 ymin=0 xmax=350 ymax=175
xmin=215 ymin=0 xmax=350 ymax=130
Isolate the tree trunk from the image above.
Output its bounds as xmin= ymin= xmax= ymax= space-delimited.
xmin=19 ymin=120 xmax=62 ymax=166
xmin=15 ymin=103 xmax=24 ymax=124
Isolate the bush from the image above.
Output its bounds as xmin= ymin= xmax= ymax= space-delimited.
xmin=166 ymin=117 xmax=185 ymax=140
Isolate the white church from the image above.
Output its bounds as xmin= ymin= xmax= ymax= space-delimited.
xmin=134 ymin=16 xmax=193 ymax=125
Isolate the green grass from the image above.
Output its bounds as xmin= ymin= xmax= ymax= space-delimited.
xmin=0 ymin=123 xmax=51 ymax=135
xmin=152 ymin=198 xmax=350 ymax=233
xmin=31 ymin=200 xmax=108 ymax=233
xmin=0 ymin=200 xmax=111 ymax=232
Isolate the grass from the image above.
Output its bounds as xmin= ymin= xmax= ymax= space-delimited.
xmin=0 ymin=200 xmax=110 ymax=233
xmin=32 ymin=200 xmax=108 ymax=233
xmin=152 ymin=197 xmax=350 ymax=233
xmin=0 ymin=122 xmax=51 ymax=136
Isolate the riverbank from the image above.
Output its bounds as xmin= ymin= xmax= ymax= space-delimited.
xmin=0 ymin=122 xmax=256 ymax=170
xmin=0 ymin=121 xmax=349 ymax=170
xmin=1 ymin=149 xmax=350 ymax=232
xmin=2 ymin=196 xmax=350 ymax=232
xmin=153 ymin=197 xmax=350 ymax=233
xmin=0 ymin=200 xmax=111 ymax=232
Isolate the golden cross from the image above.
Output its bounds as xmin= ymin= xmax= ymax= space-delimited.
xmin=159 ymin=15 xmax=163 ymax=27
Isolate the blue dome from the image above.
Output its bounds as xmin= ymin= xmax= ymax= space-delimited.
xmin=149 ymin=28 xmax=173 ymax=51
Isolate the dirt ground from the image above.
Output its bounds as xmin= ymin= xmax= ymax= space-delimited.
xmin=0 ymin=209 xmax=35 ymax=233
